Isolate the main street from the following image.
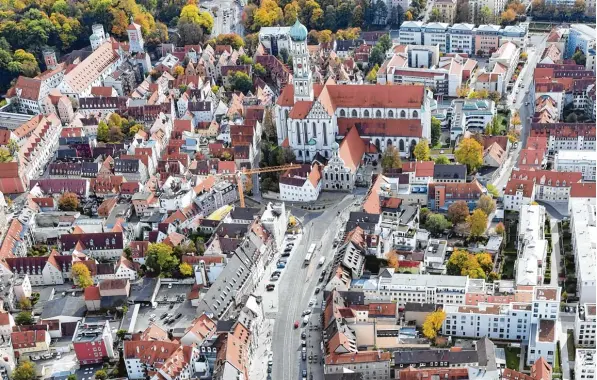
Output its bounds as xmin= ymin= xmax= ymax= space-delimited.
xmin=271 ymin=195 xmax=361 ymax=380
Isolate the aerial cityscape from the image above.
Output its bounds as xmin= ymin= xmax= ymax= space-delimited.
xmin=0 ymin=0 xmax=594 ymax=379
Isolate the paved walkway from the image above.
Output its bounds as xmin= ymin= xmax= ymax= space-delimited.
xmin=558 ymin=322 xmax=572 ymax=380
xmin=550 ymin=219 xmax=561 ymax=287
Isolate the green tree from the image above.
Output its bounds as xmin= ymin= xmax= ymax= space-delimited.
xmin=145 ymin=243 xmax=179 ymax=275
xmin=413 ymin=138 xmax=431 ymax=161
xmin=429 ymin=7 xmax=441 ymax=21
xmin=485 ymin=115 xmax=502 ymax=136
xmin=67 ymin=375 xmax=77 ymax=380
xmin=467 ymin=209 xmax=488 ymax=238
xmin=388 ymin=5 xmax=404 ymax=28
xmin=422 ymin=310 xmax=446 ymax=340
xmin=239 ymin=54 xmax=253 ymax=65
xmin=0 ymin=148 xmax=12 ymax=163
xmin=425 ymin=213 xmax=452 ymax=234
xmin=253 ymin=63 xmax=266 ymax=77
xmin=378 ymin=34 xmax=392 ymax=52
xmin=95 ymin=370 xmax=107 ymax=380
xmin=177 ymin=22 xmax=204 ymax=45
xmin=434 ymin=155 xmax=450 ymax=164
xmin=58 ymin=192 xmax=80 ymax=211
xmin=447 ymin=201 xmax=470 ymax=225
xmin=455 ymin=138 xmax=483 ymax=173
xmin=19 ymin=298 xmax=32 ymax=310
xmin=380 ymin=145 xmax=402 ymax=171
xmin=476 ymin=194 xmax=496 ymax=215
xmin=13 ymin=361 xmax=36 ymax=380
xmin=431 ymin=117 xmax=441 ymax=147
xmin=486 ymin=184 xmax=500 ymax=198
xmin=323 ymin=5 xmax=337 ymax=30
xmin=227 ymin=71 xmax=253 ymax=94
xmin=368 ymin=45 xmax=385 ymax=68
xmin=566 ymin=113 xmax=578 ymax=123
xmin=15 ymin=311 xmax=33 ymax=325
xmin=479 ymin=5 xmax=493 ymax=23
xmin=216 ymin=33 xmax=244 ymax=50
xmin=116 ymin=329 xmax=127 ymax=340
xmin=72 ymin=262 xmax=93 ymax=288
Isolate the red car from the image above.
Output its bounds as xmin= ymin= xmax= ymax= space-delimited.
xmin=294 ymin=321 xmax=299 ymax=329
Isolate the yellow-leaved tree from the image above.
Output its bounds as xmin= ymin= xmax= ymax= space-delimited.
xmin=72 ymin=263 xmax=93 ymax=288
xmin=423 ymin=309 xmax=447 ymax=340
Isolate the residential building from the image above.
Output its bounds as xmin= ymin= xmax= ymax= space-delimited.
xmin=500 ymin=25 xmax=528 ymax=49
xmin=180 ymin=313 xmax=216 ymax=347
xmin=509 ymin=169 xmax=582 ymax=204
xmin=59 ymin=232 xmax=124 ymax=260
xmin=324 ymin=351 xmax=392 ymax=380
xmin=529 ymin=123 xmax=596 ymax=155
xmin=448 ymin=24 xmax=475 ymax=55
xmin=393 ymin=347 xmax=481 ymax=369
xmin=470 ymin=0 xmax=505 ymax=24
xmin=575 ymin=304 xmax=596 ymax=348
xmin=72 ymin=320 xmax=115 ymax=365
xmin=433 ymin=164 xmax=467 ymax=183
xmin=258 ymin=26 xmax=291 ymax=56
xmin=433 ymin=0 xmax=457 ymax=23
xmin=279 ymin=163 xmax=322 ymax=202
xmin=322 ymin=127 xmax=366 ymax=192
xmin=399 ymin=21 xmax=424 ymax=46
xmin=423 ymin=23 xmax=450 ymax=52
xmin=11 ymin=330 xmax=51 ymax=357
xmin=427 ymin=180 xmax=484 ymax=212
xmin=516 ymin=205 xmax=548 ymax=287
xmin=554 ymin=150 xmax=597 ymax=181
xmin=575 ymin=349 xmax=596 ymax=380
xmin=351 ymin=269 xmax=470 ymax=307
xmin=449 ymin=99 xmax=496 ymax=141
xmin=503 ymin=179 xmax=536 ymax=212
xmin=473 ymin=25 xmax=502 ymax=56
xmin=566 ymin=24 xmax=596 ymax=58
xmin=570 ymin=198 xmax=596 ymax=304
xmin=473 ymin=41 xmax=520 ymax=95
xmin=124 ymin=340 xmax=199 ymax=380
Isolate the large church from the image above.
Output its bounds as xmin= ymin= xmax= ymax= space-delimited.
xmin=275 ymin=20 xmax=434 ymax=163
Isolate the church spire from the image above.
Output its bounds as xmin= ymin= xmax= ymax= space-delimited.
xmin=289 ymin=20 xmax=313 ymax=102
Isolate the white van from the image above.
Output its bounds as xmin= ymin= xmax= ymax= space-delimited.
xmin=318 ymin=257 xmax=325 ymax=267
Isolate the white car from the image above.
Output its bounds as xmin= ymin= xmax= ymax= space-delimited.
xmin=302 ymin=309 xmax=312 ymax=316
xmin=308 ymin=298 xmax=316 ymax=307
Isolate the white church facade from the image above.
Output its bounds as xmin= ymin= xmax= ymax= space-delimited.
xmin=275 ymin=20 xmax=434 ymax=163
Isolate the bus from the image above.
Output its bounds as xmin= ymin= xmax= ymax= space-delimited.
xmin=304 ymin=243 xmax=316 ymax=265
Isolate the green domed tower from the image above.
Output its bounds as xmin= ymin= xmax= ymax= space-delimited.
xmin=289 ymin=20 xmax=313 ymax=102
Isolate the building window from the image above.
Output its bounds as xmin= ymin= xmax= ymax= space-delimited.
xmin=312 ymin=122 xmax=316 ymax=138
xmin=296 ymin=122 xmax=301 ymax=144
xmin=375 ymin=110 xmax=382 ymax=117
xmin=352 ymin=110 xmax=357 ymax=117
xmin=340 ymin=109 xmax=346 ymax=117
xmin=364 ymin=110 xmax=370 ymax=117
xmin=400 ymin=110 xmax=406 ymax=118
xmin=323 ymin=123 xmax=328 ymax=146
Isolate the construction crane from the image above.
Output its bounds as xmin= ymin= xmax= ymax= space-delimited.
xmin=235 ymin=164 xmax=302 ymax=208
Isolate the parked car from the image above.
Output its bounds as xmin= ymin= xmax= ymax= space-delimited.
xmin=266 ymin=284 xmax=275 ymax=291
xmin=294 ymin=320 xmax=299 ymax=329
xmin=160 ymin=313 xmax=168 ymax=319
xmin=175 ymin=313 xmax=183 ymax=319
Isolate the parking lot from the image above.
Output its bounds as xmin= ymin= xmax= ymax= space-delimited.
xmin=133 ymin=283 xmax=196 ymax=333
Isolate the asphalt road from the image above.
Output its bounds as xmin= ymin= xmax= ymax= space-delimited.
xmin=271 ymin=194 xmax=361 ymax=380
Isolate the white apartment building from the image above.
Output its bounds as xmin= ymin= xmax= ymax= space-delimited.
xmin=575 ymin=349 xmax=596 ymax=380
xmin=398 ymin=21 xmax=424 ymax=46
xmin=516 ymin=205 xmax=547 ymax=287
xmin=442 ymin=302 xmax=533 ymax=341
xmin=527 ymin=287 xmax=561 ymax=366
xmin=554 ymin=150 xmax=597 ymax=181
xmin=449 ymin=99 xmax=496 ymax=141
xmin=423 ymin=23 xmax=449 ymax=52
xmin=352 ymin=269 xmax=469 ymax=307
xmin=570 ymin=198 xmax=597 ymax=304
xmin=258 ymin=26 xmax=292 ymax=56
xmin=575 ymin=304 xmax=596 ymax=348
xmin=448 ymin=24 xmax=475 ymax=55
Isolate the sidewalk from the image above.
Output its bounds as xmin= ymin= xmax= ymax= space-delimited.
xmin=558 ymin=322 xmax=571 ymax=380
xmin=248 ymin=319 xmax=274 ymax=380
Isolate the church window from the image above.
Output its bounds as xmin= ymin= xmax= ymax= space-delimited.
xmin=340 ymin=109 xmax=346 ymax=117
xmin=388 ymin=110 xmax=394 ymax=118
xmin=352 ymin=110 xmax=358 ymax=117
xmin=312 ymin=122 xmax=317 ymax=138
xmin=400 ymin=110 xmax=406 ymax=118
xmin=341 ymin=174 xmax=344 ymax=181
xmin=364 ymin=110 xmax=370 ymax=117
xmin=303 ymin=123 xmax=308 ymax=144
xmin=296 ymin=123 xmax=301 ymax=144
xmin=399 ymin=139 xmax=405 ymax=151
xmin=323 ymin=123 xmax=328 ymax=146
xmin=413 ymin=110 xmax=419 ymax=118
xmin=376 ymin=110 xmax=382 ymax=117
xmin=325 ymin=173 xmax=328 ymax=180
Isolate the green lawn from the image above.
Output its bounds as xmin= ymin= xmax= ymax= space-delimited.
xmin=502 ymin=257 xmax=516 ymax=279
xmin=567 ymin=330 xmax=576 ymax=361
xmin=554 ymin=342 xmax=562 ymax=374
xmin=505 ymin=347 xmax=521 ymax=370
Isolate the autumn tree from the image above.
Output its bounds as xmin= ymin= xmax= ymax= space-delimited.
xmin=422 ymin=309 xmax=446 ymax=340
xmin=146 ymin=243 xmax=179 ymax=275
xmin=262 ymin=108 xmax=276 ymax=141
xmin=431 ymin=117 xmax=442 ymax=147
xmin=95 ymin=370 xmax=107 ymax=380
xmin=486 ymin=184 xmax=500 ymax=198
xmin=467 ymin=209 xmax=488 ymax=238
xmin=97 ymin=121 xmax=109 ymax=142
xmin=447 ymin=201 xmax=470 ymax=225
xmin=173 ymin=65 xmax=184 ymax=78
xmin=447 ymin=249 xmax=469 ymax=275
xmin=455 ymin=138 xmax=483 ymax=173
xmin=520 ymin=52 xmax=528 ymax=60
xmin=456 ymin=86 xmax=470 ymax=98
xmin=511 ymin=112 xmax=522 ymax=128
xmin=413 ymin=139 xmax=431 ymax=161
xmin=317 ymin=30 xmax=333 ymax=44
xmin=216 ymin=34 xmax=244 ymax=50
xmin=477 ymin=253 xmax=493 ymax=273
xmin=365 ymin=64 xmax=379 ymax=83
xmin=495 ymin=222 xmax=505 ymax=235
xmin=485 ymin=115 xmax=502 ymax=136
xmin=58 ymin=192 xmax=80 ymax=211
xmin=179 ymin=2 xmax=214 ymax=34
xmin=0 ymin=148 xmax=12 ymax=163
xmin=72 ymin=263 xmax=93 ymax=288
xmin=227 ymin=71 xmax=253 ymax=94
xmin=335 ymin=28 xmax=361 ymax=40
xmin=381 ymin=146 xmax=402 ymax=171
xmin=19 ymin=298 xmax=32 ymax=310
xmin=179 ymin=262 xmax=193 ymax=277
xmin=385 ymin=251 xmax=400 ymax=269
xmin=253 ymin=0 xmax=283 ymax=28
xmin=476 ymin=194 xmax=496 ymax=215
xmin=13 ymin=361 xmax=36 ymax=380
xmin=500 ymin=8 xmax=516 ymax=24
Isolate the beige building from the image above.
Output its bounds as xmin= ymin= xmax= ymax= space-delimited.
xmin=11 ymin=330 xmax=51 ymax=356
xmin=433 ymin=0 xmax=457 ymax=23
xmin=325 ymin=351 xmax=392 ymax=380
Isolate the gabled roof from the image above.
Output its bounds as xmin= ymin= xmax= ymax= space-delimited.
xmin=338 ymin=127 xmax=366 ymax=172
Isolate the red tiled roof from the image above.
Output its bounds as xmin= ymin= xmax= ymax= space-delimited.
xmin=326 ymin=351 xmax=392 ymax=365
xmin=84 ymin=286 xmax=101 ymax=301
xmin=570 ymin=182 xmax=596 ymax=198
xmin=504 ymin=178 xmax=535 ymax=198
xmin=510 ymin=169 xmax=582 ymax=187
xmin=12 ymin=330 xmax=46 ymax=349
xmin=339 ymin=127 xmax=366 ymax=172
xmin=337 ymin=118 xmax=422 ymax=138
xmin=90 ymin=87 xmax=114 ymax=97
